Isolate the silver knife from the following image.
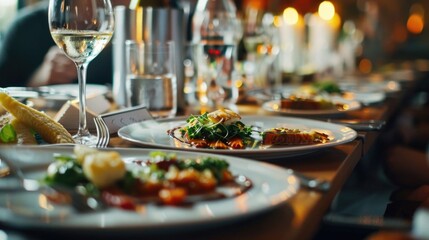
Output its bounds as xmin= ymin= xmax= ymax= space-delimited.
xmin=327 ymin=119 xmax=386 ymax=131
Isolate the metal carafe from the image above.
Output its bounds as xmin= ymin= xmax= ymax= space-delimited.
xmin=112 ymin=6 xmax=186 ymax=110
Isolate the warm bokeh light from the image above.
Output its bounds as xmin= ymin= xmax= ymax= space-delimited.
xmin=318 ymin=1 xmax=335 ymax=21
xmin=273 ymin=15 xmax=282 ymax=27
xmin=330 ymin=13 xmax=341 ymax=30
xmin=183 ymin=85 xmax=193 ymax=94
xmin=243 ymin=0 xmax=266 ymax=10
xmin=135 ymin=7 xmax=143 ymax=43
xmin=283 ymin=7 xmax=299 ymax=25
xmin=235 ymin=79 xmax=243 ymax=88
xmin=257 ymin=44 xmax=267 ymax=55
xmin=38 ymin=194 xmax=53 ymax=210
xmin=358 ymin=58 xmax=372 ymax=74
xmin=407 ymin=13 xmax=424 ymax=34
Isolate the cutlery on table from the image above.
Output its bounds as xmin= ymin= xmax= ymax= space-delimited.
xmin=286 ymin=169 xmax=331 ymax=192
xmin=327 ymin=119 xmax=386 ymax=131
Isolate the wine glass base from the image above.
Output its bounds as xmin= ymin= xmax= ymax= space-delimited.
xmin=73 ymin=134 xmax=98 ymax=146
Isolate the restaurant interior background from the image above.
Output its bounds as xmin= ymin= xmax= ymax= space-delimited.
xmin=2 ymin=0 xmax=429 ymax=77
xmin=0 ymin=0 xmax=429 ymax=62
xmin=3 ymin=0 xmax=429 ymax=66
xmin=1 ymin=0 xmax=429 ymax=239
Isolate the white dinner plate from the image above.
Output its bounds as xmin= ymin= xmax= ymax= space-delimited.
xmin=0 ymin=146 xmax=298 ymax=233
xmin=345 ymin=92 xmax=386 ymax=105
xmin=45 ymin=84 xmax=109 ymax=98
xmin=249 ymin=83 xmax=387 ymax=106
xmin=117 ymin=116 xmax=357 ymax=160
xmin=338 ymin=80 xmax=401 ymax=93
xmin=262 ymin=98 xmax=361 ymax=117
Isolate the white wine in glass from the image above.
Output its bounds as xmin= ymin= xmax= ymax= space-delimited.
xmin=48 ymin=0 xmax=114 ymax=145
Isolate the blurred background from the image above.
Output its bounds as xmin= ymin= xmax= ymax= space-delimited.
xmin=2 ymin=0 xmax=429 ymax=77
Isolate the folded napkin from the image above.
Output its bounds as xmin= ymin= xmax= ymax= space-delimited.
xmin=54 ymin=95 xmax=111 ymax=132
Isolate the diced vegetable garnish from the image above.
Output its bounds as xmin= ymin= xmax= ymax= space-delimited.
xmin=0 ymin=123 xmax=17 ymax=143
xmin=42 ymin=146 xmax=237 ymax=208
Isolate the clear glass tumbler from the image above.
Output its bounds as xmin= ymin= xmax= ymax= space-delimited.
xmin=125 ymin=41 xmax=177 ymax=118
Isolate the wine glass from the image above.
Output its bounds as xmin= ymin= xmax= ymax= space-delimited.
xmin=48 ymin=0 xmax=114 ymax=145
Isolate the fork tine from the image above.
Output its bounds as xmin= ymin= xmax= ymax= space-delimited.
xmin=94 ymin=117 xmax=110 ymax=148
xmin=94 ymin=117 xmax=104 ymax=147
xmin=100 ymin=118 xmax=110 ymax=147
xmin=94 ymin=117 xmax=103 ymax=147
xmin=94 ymin=117 xmax=102 ymax=146
xmin=98 ymin=118 xmax=108 ymax=148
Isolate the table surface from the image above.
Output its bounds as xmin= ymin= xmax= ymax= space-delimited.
xmin=0 ymin=73 xmax=419 ymax=240
xmin=104 ymin=87 xmax=407 ymax=240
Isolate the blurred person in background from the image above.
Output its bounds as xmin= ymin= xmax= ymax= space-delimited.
xmin=0 ymin=0 xmax=130 ymax=88
xmin=377 ymin=0 xmax=429 ymax=187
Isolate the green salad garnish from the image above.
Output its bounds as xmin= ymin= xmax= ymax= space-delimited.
xmin=181 ymin=113 xmax=253 ymax=142
xmin=44 ymin=155 xmax=88 ymax=187
xmin=178 ymin=157 xmax=230 ymax=181
xmin=312 ymin=81 xmax=342 ymax=94
xmin=145 ymin=151 xmax=230 ymax=182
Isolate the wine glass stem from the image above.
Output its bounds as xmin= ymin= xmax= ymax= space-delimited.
xmin=75 ymin=62 xmax=91 ymax=138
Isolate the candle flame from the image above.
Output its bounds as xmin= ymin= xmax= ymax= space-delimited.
xmin=408 ymin=3 xmax=425 ymax=34
xmin=318 ymin=1 xmax=335 ymax=21
xmin=283 ymin=7 xmax=299 ymax=25
xmin=407 ymin=13 xmax=424 ymax=34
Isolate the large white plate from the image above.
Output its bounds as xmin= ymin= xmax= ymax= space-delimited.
xmin=45 ymin=84 xmax=109 ymax=98
xmin=0 ymin=146 xmax=298 ymax=233
xmin=117 ymin=116 xmax=357 ymax=160
xmin=262 ymin=98 xmax=361 ymax=117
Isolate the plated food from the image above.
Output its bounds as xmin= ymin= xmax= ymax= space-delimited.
xmin=280 ymin=95 xmax=346 ymax=111
xmin=280 ymin=82 xmax=347 ymax=111
xmin=168 ymin=109 xmax=330 ymax=150
xmin=262 ymin=128 xmax=329 ymax=145
xmin=0 ymin=90 xmax=73 ymax=144
xmin=118 ymin=111 xmax=357 ymax=160
xmin=263 ymin=97 xmax=360 ymax=116
xmin=168 ymin=109 xmax=253 ymax=149
xmin=0 ymin=146 xmax=298 ymax=231
xmin=253 ymin=80 xmax=388 ymax=114
xmin=44 ymin=145 xmax=251 ymax=208
xmin=248 ymin=81 xmax=350 ymax=115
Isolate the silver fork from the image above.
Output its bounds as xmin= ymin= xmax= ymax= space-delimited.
xmin=286 ymin=169 xmax=331 ymax=192
xmin=94 ymin=116 xmax=110 ymax=148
